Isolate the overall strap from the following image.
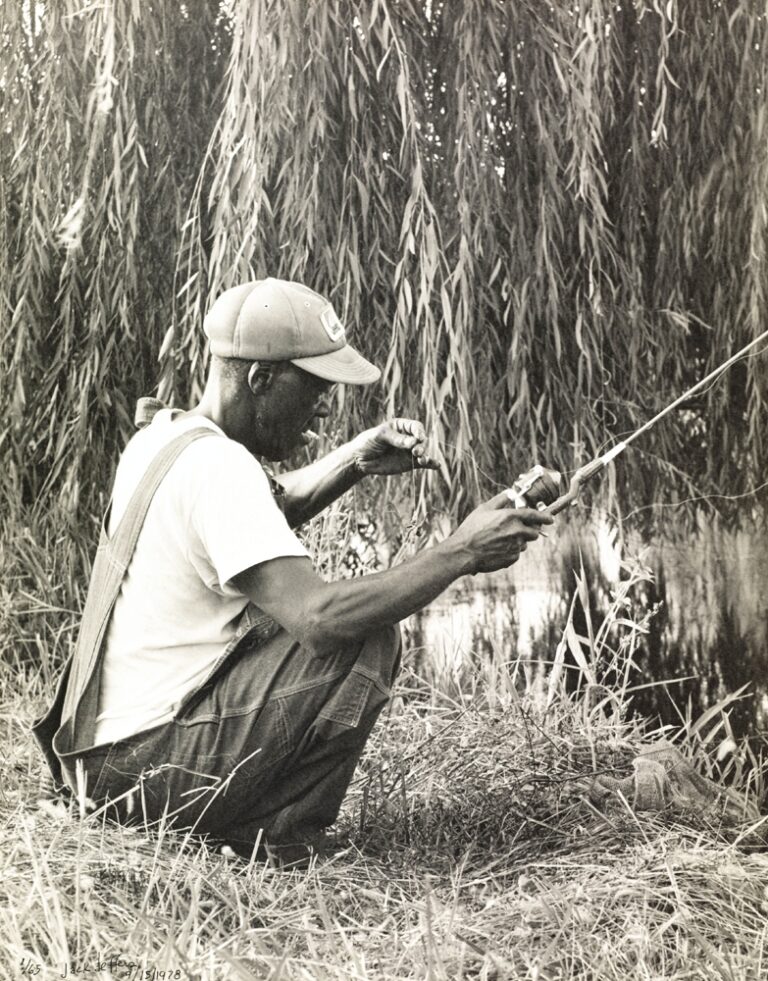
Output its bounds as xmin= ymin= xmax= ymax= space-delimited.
xmin=106 ymin=424 xmax=218 ymax=573
xmin=60 ymin=425 xmax=222 ymax=754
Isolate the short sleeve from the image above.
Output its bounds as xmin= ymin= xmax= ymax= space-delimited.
xmin=189 ymin=440 xmax=308 ymax=589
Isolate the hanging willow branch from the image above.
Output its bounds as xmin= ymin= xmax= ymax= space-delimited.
xmin=2 ymin=0 xmax=767 ymax=538
xmin=0 ymin=0 xmax=227 ymax=519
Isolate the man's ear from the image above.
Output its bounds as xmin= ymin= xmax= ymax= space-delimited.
xmin=247 ymin=361 xmax=274 ymax=394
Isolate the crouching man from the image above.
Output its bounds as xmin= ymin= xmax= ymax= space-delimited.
xmin=33 ymin=278 xmax=552 ymax=862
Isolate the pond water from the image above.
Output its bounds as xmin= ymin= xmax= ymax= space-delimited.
xmin=406 ymin=515 xmax=768 ymax=740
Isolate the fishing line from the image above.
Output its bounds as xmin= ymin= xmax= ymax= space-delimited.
xmin=617 ymin=478 xmax=768 ymax=522
xmin=434 ymin=438 xmax=510 ymax=492
xmin=435 ymin=331 xmax=768 ymax=514
xmin=507 ymin=329 xmax=768 ymax=513
xmin=589 ymin=341 xmax=768 ymax=462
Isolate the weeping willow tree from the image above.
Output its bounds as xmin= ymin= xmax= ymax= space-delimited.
xmin=0 ymin=0 xmax=228 ymax=521
xmin=2 ymin=0 xmax=767 ymax=539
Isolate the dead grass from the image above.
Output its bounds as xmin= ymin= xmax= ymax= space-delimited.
xmin=2 ymin=560 xmax=767 ymax=981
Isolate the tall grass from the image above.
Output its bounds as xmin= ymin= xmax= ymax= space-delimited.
xmin=3 ymin=549 xmax=766 ymax=980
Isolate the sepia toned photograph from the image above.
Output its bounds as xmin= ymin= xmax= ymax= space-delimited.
xmin=2 ymin=1 xmax=767 ymax=978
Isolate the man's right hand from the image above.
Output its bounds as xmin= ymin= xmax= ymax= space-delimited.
xmin=450 ymin=492 xmax=555 ymax=574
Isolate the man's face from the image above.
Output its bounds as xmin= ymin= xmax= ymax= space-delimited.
xmin=250 ymin=363 xmax=334 ymax=460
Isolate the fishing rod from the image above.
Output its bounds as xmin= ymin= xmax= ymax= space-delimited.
xmin=508 ymin=328 xmax=768 ymax=514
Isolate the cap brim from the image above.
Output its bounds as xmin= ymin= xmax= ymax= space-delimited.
xmin=291 ymin=344 xmax=381 ymax=385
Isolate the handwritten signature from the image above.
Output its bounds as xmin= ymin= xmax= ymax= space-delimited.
xmin=19 ymin=958 xmax=182 ymax=980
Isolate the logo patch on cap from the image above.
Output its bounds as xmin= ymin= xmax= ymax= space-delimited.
xmin=320 ymin=306 xmax=345 ymax=342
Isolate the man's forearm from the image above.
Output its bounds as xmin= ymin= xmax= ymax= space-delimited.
xmin=303 ymin=538 xmax=474 ymax=652
xmin=274 ymin=441 xmax=365 ymax=526
xmin=233 ymin=500 xmax=551 ymax=656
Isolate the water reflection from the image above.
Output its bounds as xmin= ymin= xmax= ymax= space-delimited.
xmin=407 ymin=516 xmax=768 ymax=738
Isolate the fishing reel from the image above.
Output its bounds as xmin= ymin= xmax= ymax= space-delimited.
xmin=506 ymin=464 xmax=565 ymax=510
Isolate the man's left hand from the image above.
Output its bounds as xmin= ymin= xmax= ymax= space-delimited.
xmin=351 ymin=419 xmax=439 ymax=476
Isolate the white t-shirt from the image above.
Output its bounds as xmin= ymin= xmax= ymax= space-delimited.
xmin=93 ymin=410 xmax=307 ymax=745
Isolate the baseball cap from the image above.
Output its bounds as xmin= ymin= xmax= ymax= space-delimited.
xmin=203 ymin=278 xmax=381 ymax=385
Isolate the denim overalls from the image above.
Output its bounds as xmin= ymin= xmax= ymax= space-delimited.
xmin=32 ymin=417 xmax=400 ymax=850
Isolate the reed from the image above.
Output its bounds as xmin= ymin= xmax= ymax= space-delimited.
xmin=2 ymin=552 xmax=765 ymax=979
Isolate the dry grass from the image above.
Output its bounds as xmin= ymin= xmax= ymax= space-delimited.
xmin=3 ymin=562 xmax=767 ymax=981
